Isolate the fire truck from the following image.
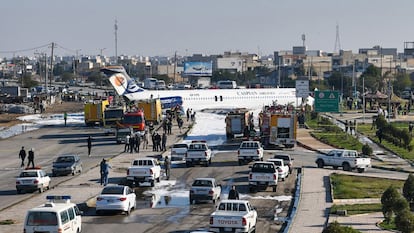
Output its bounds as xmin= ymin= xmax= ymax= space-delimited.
xmin=225 ymin=109 xmax=250 ymax=139
xmin=259 ymin=107 xmax=297 ymax=148
xmin=119 ymin=109 xmax=146 ymax=135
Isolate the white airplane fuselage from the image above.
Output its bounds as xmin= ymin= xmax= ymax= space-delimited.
xmin=123 ymin=88 xmax=300 ymax=111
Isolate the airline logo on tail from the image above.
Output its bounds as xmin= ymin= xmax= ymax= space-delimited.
xmin=109 ymin=73 xmax=144 ymax=96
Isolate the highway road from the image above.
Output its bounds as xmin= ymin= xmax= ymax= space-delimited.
xmin=0 ymin=121 xmax=410 ymax=232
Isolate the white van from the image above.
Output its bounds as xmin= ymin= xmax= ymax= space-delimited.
xmin=24 ymin=195 xmax=82 ymax=233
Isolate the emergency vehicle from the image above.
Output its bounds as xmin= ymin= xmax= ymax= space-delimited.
xmin=24 ymin=195 xmax=82 ymax=233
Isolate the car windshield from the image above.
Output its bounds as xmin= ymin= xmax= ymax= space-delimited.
xmin=20 ymin=172 xmax=37 ymax=177
xmin=192 ymin=180 xmax=212 ymax=187
xmin=173 ymin=144 xmax=188 ymax=149
xmin=251 ymin=163 xmax=275 ymax=173
xmin=26 ymin=211 xmax=58 ymax=226
xmin=56 ymin=156 xmax=75 ymax=163
xmin=101 ymin=186 xmax=124 ymax=195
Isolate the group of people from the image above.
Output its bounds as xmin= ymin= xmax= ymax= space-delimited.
xmin=18 ymin=146 xmax=36 ymax=168
xmin=151 ymin=132 xmax=167 ymax=151
xmin=99 ymin=158 xmax=111 ymax=186
xmin=344 ymin=120 xmax=357 ymax=135
xmin=124 ymin=133 xmax=142 ymax=153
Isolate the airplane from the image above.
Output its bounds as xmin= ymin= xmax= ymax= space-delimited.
xmin=101 ymin=66 xmax=309 ymax=111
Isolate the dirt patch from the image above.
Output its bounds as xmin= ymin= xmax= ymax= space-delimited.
xmin=0 ymin=101 xmax=84 ymax=128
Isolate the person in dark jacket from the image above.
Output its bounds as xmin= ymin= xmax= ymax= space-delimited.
xmin=135 ymin=134 xmax=141 ymax=153
xmin=228 ymin=185 xmax=240 ymax=200
xmin=161 ymin=133 xmax=167 ymax=151
xmin=87 ymin=136 xmax=92 ymax=156
xmin=99 ymin=158 xmax=106 ymax=185
xmin=155 ymin=132 xmax=162 ymax=151
xmin=102 ymin=159 xmax=112 ymax=186
xmin=27 ymin=148 xmax=35 ymax=168
xmin=19 ymin=146 xmax=26 ymax=168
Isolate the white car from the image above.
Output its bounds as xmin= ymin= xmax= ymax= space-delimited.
xmin=96 ymin=185 xmax=136 ymax=215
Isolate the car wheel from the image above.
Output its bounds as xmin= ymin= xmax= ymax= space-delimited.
xmin=156 ymin=177 xmax=160 ymax=182
xmin=16 ymin=189 xmax=21 ymax=194
xmin=343 ymin=163 xmax=351 ymax=171
xmin=126 ymin=205 xmax=131 ymax=215
xmin=150 ymin=180 xmax=155 ymax=187
xmin=273 ymin=186 xmax=277 ymax=192
xmin=316 ymin=160 xmax=324 ymax=168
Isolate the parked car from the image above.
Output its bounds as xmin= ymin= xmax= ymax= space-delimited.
xmin=16 ymin=168 xmax=51 ymax=194
xmin=52 ymin=154 xmax=82 ymax=176
xmin=96 ymin=185 xmax=136 ymax=215
xmin=189 ymin=178 xmax=222 ymax=204
xmin=171 ymin=143 xmax=189 ymax=161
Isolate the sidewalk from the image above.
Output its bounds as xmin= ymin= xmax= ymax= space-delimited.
xmin=0 ymin=119 xmax=192 ymax=232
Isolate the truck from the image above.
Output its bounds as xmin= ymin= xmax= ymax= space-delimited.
xmin=115 ymin=127 xmax=133 ymax=144
xmin=237 ymin=141 xmax=264 ymax=165
xmin=189 ymin=177 xmax=222 ymax=204
xmin=248 ymin=161 xmax=278 ymax=192
xmin=126 ymin=157 xmax=161 ymax=187
xmin=225 ymin=109 xmax=250 ymax=139
xmin=185 ymin=141 xmax=212 ymax=167
xmin=209 ymin=200 xmax=257 ymax=233
xmin=171 ymin=142 xmax=189 ymax=161
xmin=119 ymin=109 xmax=146 ymax=135
xmin=102 ymin=106 xmax=125 ymax=135
xmin=16 ymin=168 xmax=51 ymax=194
xmin=84 ymin=99 xmax=109 ymax=126
xmin=315 ymin=149 xmax=371 ymax=173
xmin=137 ymin=98 xmax=162 ymax=125
xmin=267 ymin=158 xmax=289 ymax=181
xmin=259 ymin=112 xmax=297 ymax=148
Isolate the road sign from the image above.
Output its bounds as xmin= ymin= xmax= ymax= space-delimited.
xmin=314 ymin=90 xmax=339 ymax=113
xmin=295 ymin=80 xmax=309 ymax=98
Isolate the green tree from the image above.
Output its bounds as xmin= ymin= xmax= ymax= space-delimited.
xmin=360 ymin=65 xmax=383 ymax=93
xmin=22 ymin=73 xmax=38 ymax=88
xmin=322 ymin=221 xmax=361 ymax=233
xmin=403 ymin=174 xmax=414 ymax=205
xmin=60 ymin=72 xmax=75 ymax=83
xmin=381 ymin=186 xmax=403 ymax=223
xmin=395 ymin=209 xmax=414 ymax=233
xmin=393 ymin=73 xmax=412 ymax=96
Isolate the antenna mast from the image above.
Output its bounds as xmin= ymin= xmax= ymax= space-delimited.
xmin=334 ymin=23 xmax=342 ymax=53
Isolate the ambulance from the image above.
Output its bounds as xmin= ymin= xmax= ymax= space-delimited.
xmin=24 ymin=195 xmax=82 ymax=233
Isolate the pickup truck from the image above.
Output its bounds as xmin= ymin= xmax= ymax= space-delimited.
xmin=248 ymin=162 xmax=278 ymax=192
xmin=315 ymin=149 xmax=371 ymax=173
xmin=237 ymin=141 xmax=264 ymax=165
xmin=189 ymin=178 xmax=222 ymax=204
xmin=126 ymin=158 xmax=161 ymax=187
xmin=185 ymin=141 xmax=212 ymax=167
xmin=209 ymin=200 xmax=257 ymax=233
xmin=16 ymin=168 xmax=51 ymax=194
xmin=267 ymin=158 xmax=289 ymax=181
xmin=273 ymin=153 xmax=294 ymax=174
xmin=171 ymin=143 xmax=189 ymax=161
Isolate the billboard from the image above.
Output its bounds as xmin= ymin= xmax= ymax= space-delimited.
xmin=183 ymin=61 xmax=212 ymax=76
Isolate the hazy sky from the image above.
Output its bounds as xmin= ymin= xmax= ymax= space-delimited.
xmin=1 ymin=0 xmax=413 ymax=58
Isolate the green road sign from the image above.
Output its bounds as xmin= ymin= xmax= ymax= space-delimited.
xmin=314 ymin=90 xmax=339 ymax=113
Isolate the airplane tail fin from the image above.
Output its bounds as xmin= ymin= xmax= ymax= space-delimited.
xmin=101 ymin=66 xmax=144 ymax=96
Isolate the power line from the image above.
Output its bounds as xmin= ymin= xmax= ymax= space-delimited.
xmin=0 ymin=43 xmax=52 ymax=54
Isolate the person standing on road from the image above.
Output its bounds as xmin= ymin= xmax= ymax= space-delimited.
xmin=102 ymin=159 xmax=112 ymax=186
xmin=129 ymin=134 xmax=135 ymax=153
xmin=164 ymin=156 xmax=171 ymax=180
xmin=135 ymin=134 xmax=141 ymax=153
xmin=124 ymin=134 xmax=131 ymax=152
xmin=142 ymin=130 xmax=148 ymax=150
xmin=228 ymin=185 xmax=240 ymax=200
xmin=99 ymin=158 xmax=105 ymax=185
xmin=19 ymin=146 xmax=26 ymax=168
xmin=63 ymin=111 xmax=68 ymax=127
xmin=161 ymin=132 xmax=167 ymax=151
xmin=87 ymin=136 xmax=92 ymax=156
xmin=27 ymin=148 xmax=35 ymax=168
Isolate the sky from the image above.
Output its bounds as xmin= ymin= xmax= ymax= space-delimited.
xmin=1 ymin=0 xmax=414 ymax=58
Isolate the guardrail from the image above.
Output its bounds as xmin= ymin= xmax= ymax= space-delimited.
xmin=280 ymin=167 xmax=302 ymax=233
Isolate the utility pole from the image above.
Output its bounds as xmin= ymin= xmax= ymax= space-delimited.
xmin=173 ymin=51 xmax=177 ymax=83
xmin=49 ymin=42 xmax=55 ymax=90
xmin=114 ymin=19 xmax=118 ymax=64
